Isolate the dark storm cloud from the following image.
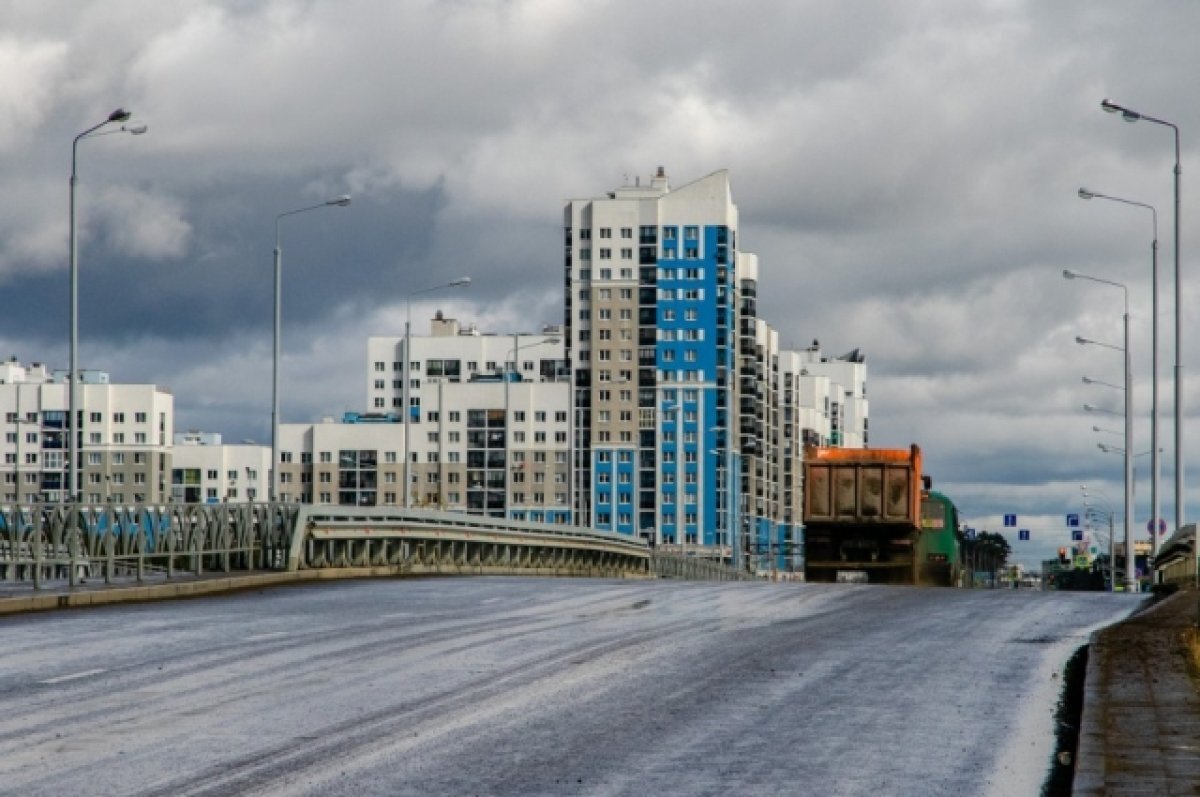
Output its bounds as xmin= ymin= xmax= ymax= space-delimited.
xmin=3 ymin=0 xmax=1200 ymax=569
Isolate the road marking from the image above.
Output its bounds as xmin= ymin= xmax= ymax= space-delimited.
xmin=380 ymin=612 xmax=412 ymax=619
xmin=40 ymin=668 xmax=106 ymax=685
xmin=243 ymin=632 xmax=289 ymax=642
xmin=481 ymin=598 xmax=502 ymax=604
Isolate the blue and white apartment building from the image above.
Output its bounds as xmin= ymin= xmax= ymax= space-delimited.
xmin=564 ymin=168 xmax=868 ymax=558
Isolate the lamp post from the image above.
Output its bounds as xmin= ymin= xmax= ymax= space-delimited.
xmin=504 ymin=334 xmax=559 ymax=521
xmin=271 ymin=195 xmax=351 ymax=504
xmin=1078 ymin=187 xmax=1161 ymax=564
xmin=662 ymin=397 xmax=683 ymax=552
xmin=1066 ymin=269 xmax=1134 ymax=591
xmin=69 ymin=108 xmax=146 ymax=506
xmin=402 ymin=277 xmax=470 ymax=508
xmin=1083 ymin=483 xmax=1116 ymax=592
xmin=1100 ymin=100 xmax=1184 ymax=584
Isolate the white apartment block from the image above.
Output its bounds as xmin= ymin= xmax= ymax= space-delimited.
xmin=276 ymin=315 xmax=572 ymax=521
xmin=1 ymin=359 xmax=174 ymax=505
xmin=171 ymin=431 xmax=271 ymax=504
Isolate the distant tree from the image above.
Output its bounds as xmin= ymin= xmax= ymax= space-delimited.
xmin=960 ymin=530 xmax=1011 ymax=586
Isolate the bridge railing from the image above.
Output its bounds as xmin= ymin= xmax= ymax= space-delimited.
xmin=0 ymin=502 xmax=296 ymax=588
xmin=1 ymin=502 xmax=747 ymax=586
xmin=290 ymin=505 xmax=652 ymax=577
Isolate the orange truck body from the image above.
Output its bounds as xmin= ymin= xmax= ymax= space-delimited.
xmin=803 ymin=445 xmax=923 ymax=527
xmin=802 ymin=444 xmax=928 ymax=584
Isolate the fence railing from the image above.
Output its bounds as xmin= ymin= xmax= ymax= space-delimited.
xmin=0 ymin=502 xmax=295 ymax=588
xmin=1 ymin=502 xmax=749 ymax=587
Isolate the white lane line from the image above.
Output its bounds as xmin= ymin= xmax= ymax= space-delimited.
xmin=481 ymin=598 xmax=502 ymax=604
xmin=39 ymin=668 xmax=106 ymax=685
xmin=380 ymin=612 xmax=412 ymax=619
xmin=243 ymin=631 xmax=289 ymax=642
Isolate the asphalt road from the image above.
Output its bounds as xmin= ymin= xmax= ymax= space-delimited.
xmin=0 ymin=578 xmax=1137 ymax=796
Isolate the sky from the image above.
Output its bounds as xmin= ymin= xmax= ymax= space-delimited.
xmin=1 ymin=0 xmax=1197 ymax=570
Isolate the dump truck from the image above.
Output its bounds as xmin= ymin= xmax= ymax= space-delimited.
xmin=803 ymin=444 xmax=928 ymax=585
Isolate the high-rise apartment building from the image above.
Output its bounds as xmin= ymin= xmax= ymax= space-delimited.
xmin=0 ymin=359 xmax=174 ymax=505
xmin=564 ymin=169 xmax=868 ymax=559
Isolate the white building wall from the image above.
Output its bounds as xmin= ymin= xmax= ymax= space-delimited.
xmin=171 ymin=432 xmax=271 ymax=504
xmin=1 ymin=363 xmax=174 ymax=505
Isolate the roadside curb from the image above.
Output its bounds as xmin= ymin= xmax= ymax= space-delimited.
xmin=0 ymin=565 xmax=655 ymax=616
xmin=1073 ymin=589 xmax=1200 ymax=794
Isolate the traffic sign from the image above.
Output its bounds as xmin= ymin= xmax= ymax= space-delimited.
xmin=1018 ymin=529 xmax=1030 ymax=541
xmin=964 ymin=527 xmax=976 ymax=540
xmin=1072 ymin=529 xmax=1084 ymax=541
xmin=1067 ymin=513 xmax=1080 ymax=527
xmin=1003 ymin=514 xmax=1017 ymax=527
xmin=1146 ymin=518 xmax=1168 ymax=535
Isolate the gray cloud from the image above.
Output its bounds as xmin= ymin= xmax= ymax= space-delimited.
xmin=2 ymin=0 xmax=1198 ymax=569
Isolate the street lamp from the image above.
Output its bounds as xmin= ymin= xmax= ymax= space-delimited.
xmin=662 ymin=398 xmax=683 ymax=552
xmin=1100 ymin=99 xmax=1186 ymax=584
xmin=1082 ymin=484 xmax=1116 ymax=593
xmin=1081 ymin=375 xmax=1123 ymax=391
xmin=271 ymin=195 xmax=351 ymax=503
xmin=1078 ymin=187 xmax=1162 ymax=565
xmin=710 ymin=425 xmax=740 ymax=570
xmin=69 ymin=108 xmax=146 ymax=506
xmin=1065 ymin=269 xmax=1134 ymax=591
xmin=403 ymin=277 xmax=471 ymax=508
xmin=504 ymin=334 xmax=559 ymax=521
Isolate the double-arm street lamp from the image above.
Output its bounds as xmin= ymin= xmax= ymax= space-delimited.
xmin=68 ymin=108 xmax=147 ymax=505
xmin=1078 ymin=187 xmax=1162 ymax=563
xmin=403 ymin=278 xmax=471 ymax=508
xmin=1066 ymin=269 xmax=1134 ymax=591
xmin=1100 ymin=99 xmax=1186 ymax=585
xmin=271 ymin=196 xmax=351 ymax=503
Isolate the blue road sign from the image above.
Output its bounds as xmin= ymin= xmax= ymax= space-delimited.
xmin=964 ymin=527 xmax=976 ymax=540
xmin=1067 ymin=513 xmax=1080 ymax=527
xmin=1018 ymin=529 xmax=1030 ymax=541
xmin=1072 ymin=529 xmax=1084 ymax=542
xmin=1146 ymin=518 xmax=1168 ymax=535
xmin=1003 ymin=514 xmax=1017 ymax=527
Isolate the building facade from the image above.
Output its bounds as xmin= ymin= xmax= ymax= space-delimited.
xmin=563 ymin=169 xmax=868 ymax=559
xmin=274 ymin=315 xmax=572 ymax=520
xmin=1 ymin=359 xmax=174 ymax=505
xmin=171 ymin=431 xmax=271 ymax=504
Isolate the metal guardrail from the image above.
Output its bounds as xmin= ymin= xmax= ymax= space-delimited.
xmin=0 ymin=502 xmax=294 ymax=588
xmin=289 ymin=505 xmax=652 ymax=577
xmin=1 ymin=502 xmax=749 ymax=587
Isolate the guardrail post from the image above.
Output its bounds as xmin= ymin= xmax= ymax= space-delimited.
xmin=32 ymin=507 xmax=43 ymax=590
xmin=68 ymin=505 xmax=79 ymax=588
xmin=104 ymin=504 xmax=114 ymax=584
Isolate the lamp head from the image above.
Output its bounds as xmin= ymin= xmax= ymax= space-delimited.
xmin=1078 ymin=188 xmax=1096 ymax=200
xmin=326 ymin=195 xmax=352 ymax=207
xmin=1063 ymin=269 xmax=1076 ymax=280
xmin=450 ymin=276 xmax=471 ymax=287
xmin=108 ymin=108 xmax=132 ymax=123
xmin=1075 ymin=336 xmax=1088 ymax=345
xmin=1082 ymin=376 xmax=1093 ymax=384
xmin=1083 ymin=403 xmax=1096 ymax=412
xmin=1100 ymin=98 xmax=1121 ymax=114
